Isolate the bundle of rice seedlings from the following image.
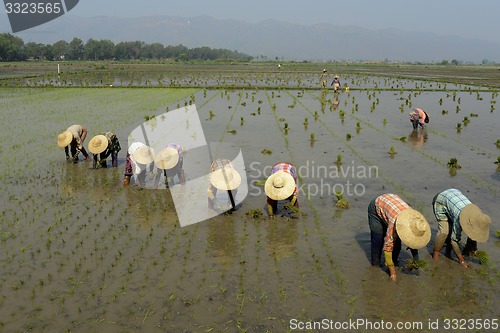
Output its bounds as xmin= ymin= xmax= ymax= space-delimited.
xmin=404 ymin=259 xmax=429 ymax=270
xmin=245 ymin=209 xmax=263 ymax=219
xmin=473 ymin=251 xmax=490 ymax=265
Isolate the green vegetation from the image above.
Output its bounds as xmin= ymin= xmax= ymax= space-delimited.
xmin=447 ymin=157 xmax=462 ymax=169
xmin=473 ymin=251 xmax=490 ymax=265
xmin=0 ymin=33 xmax=252 ymax=62
xmin=388 ymin=146 xmax=397 ymax=158
xmin=334 ymin=191 xmax=350 ymax=209
xmin=245 ymin=209 xmax=263 ymax=219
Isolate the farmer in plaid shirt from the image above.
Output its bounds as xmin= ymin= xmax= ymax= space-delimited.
xmin=368 ymin=193 xmax=431 ymax=281
xmin=432 ymin=188 xmax=491 ymax=268
xmin=265 ymin=162 xmax=299 ymax=216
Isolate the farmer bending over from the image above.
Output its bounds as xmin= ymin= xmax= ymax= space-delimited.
xmin=57 ymin=124 xmax=90 ymax=163
xmin=265 ymin=162 xmax=299 ymax=216
xmin=432 ymin=188 xmax=491 ymax=268
xmin=368 ymin=193 xmax=431 ymax=281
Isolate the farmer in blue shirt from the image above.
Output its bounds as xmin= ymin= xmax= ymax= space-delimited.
xmin=432 ymin=189 xmax=491 ymax=268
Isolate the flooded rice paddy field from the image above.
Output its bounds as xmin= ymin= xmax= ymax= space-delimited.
xmin=0 ymin=66 xmax=499 ymax=332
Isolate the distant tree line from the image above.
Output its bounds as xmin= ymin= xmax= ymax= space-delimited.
xmin=0 ymin=33 xmax=253 ymax=62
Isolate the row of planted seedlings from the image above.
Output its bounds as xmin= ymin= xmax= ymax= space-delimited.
xmin=266 ymin=89 xmax=357 ymax=320
xmin=190 ymin=87 xmax=349 ymax=330
xmin=196 ymin=88 xmax=294 ymax=331
xmin=0 ymin=87 xmax=199 ymax=332
xmin=290 ymin=87 xmax=499 ymax=316
xmin=309 ymin=84 xmax=499 ymax=255
xmin=341 ymin=86 xmax=499 ymax=191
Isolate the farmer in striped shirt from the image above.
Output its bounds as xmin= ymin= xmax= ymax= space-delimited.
xmin=409 ymin=108 xmax=429 ymax=129
xmin=368 ymin=193 xmax=431 ymax=281
xmin=265 ymin=162 xmax=299 ymax=216
xmin=432 ymin=188 xmax=491 ymax=268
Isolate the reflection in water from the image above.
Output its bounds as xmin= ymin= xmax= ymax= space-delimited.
xmin=408 ymin=129 xmax=428 ymax=149
xmin=332 ymin=95 xmax=340 ymax=111
xmin=320 ymin=90 xmax=327 ymax=113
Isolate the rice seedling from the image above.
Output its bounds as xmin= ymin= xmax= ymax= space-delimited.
xmin=494 ymin=156 xmax=500 ymax=164
xmin=334 ymin=191 xmax=350 ymax=209
xmin=447 ymin=157 xmax=461 ymax=169
xmin=473 ymin=251 xmax=490 ymax=265
xmin=261 ymin=149 xmax=272 ymax=155
xmin=496 ymin=230 xmax=500 ymax=238
xmin=227 ymin=129 xmax=237 ymax=135
xmin=346 ymin=133 xmax=352 ymax=141
xmin=462 ymin=116 xmax=470 ymax=126
xmin=388 ymin=146 xmax=397 ymax=158
xmin=456 ymin=123 xmax=462 ymax=132
xmin=335 ymin=154 xmax=342 ymax=167
xmin=310 ymin=133 xmax=316 ymax=142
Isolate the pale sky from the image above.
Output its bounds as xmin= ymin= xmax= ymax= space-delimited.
xmin=68 ymin=0 xmax=500 ymax=44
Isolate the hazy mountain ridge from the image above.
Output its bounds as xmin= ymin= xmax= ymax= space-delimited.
xmin=5 ymin=15 xmax=500 ymax=62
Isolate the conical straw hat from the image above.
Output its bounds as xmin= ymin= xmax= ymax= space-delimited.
xmin=132 ymin=145 xmax=155 ymax=164
xmin=154 ymin=147 xmax=180 ymax=170
xmin=210 ymin=166 xmax=241 ymax=190
xmin=460 ymin=204 xmax=491 ymax=243
xmin=395 ymin=208 xmax=431 ymax=249
xmin=264 ymin=171 xmax=296 ymax=201
xmin=57 ymin=131 xmax=73 ymax=148
xmin=88 ymin=135 xmax=109 ymax=154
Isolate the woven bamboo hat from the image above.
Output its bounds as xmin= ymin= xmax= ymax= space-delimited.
xmin=57 ymin=131 xmax=73 ymax=148
xmin=264 ymin=171 xmax=296 ymax=201
xmin=460 ymin=204 xmax=491 ymax=243
xmin=210 ymin=166 xmax=241 ymax=190
xmin=395 ymin=208 xmax=431 ymax=249
xmin=131 ymin=144 xmax=155 ymax=165
xmin=88 ymin=135 xmax=108 ymax=154
xmin=154 ymin=147 xmax=180 ymax=170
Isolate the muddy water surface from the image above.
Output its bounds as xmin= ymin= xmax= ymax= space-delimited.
xmin=0 ymin=84 xmax=498 ymax=333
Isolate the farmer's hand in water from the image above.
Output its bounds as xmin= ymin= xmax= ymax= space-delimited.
xmin=460 ymin=260 xmax=469 ymax=268
xmin=389 ymin=266 xmax=397 ymax=281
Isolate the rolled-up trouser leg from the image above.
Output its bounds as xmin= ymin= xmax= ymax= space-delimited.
xmin=434 ymin=220 xmax=450 ymax=252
